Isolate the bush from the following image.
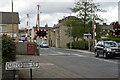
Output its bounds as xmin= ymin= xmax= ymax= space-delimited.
xmin=2 ymin=35 xmax=16 ymax=63
xmin=102 ymin=37 xmax=120 ymax=43
xmin=67 ymin=40 xmax=93 ymax=50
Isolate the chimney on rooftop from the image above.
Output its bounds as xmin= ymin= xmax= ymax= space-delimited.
xmin=103 ymin=23 xmax=107 ymax=26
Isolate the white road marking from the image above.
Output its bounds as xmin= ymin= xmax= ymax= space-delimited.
xmin=74 ymin=54 xmax=88 ymax=57
xmin=65 ymin=52 xmax=118 ymax=64
xmin=40 ymin=63 xmax=54 ymax=66
xmin=57 ymin=52 xmax=65 ymax=55
xmin=40 ymin=50 xmax=118 ymax=64
xmin=93 ymin=58 xmax=118 ymax=64
xmin=75 ymin=54 xmax=118 ymax=64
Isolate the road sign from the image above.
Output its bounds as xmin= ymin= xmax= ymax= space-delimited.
xmin=5 ymin=62 xmax=39 ymax=70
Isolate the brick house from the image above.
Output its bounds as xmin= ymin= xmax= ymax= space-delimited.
xmin=0 ymin=12 xmax=20 ymax=42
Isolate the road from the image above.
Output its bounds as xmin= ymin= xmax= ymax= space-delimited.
xmin=17 ymin=47 xmax=119 ymax=79
xmin=39 ymin=47 xmax=119 ymax=78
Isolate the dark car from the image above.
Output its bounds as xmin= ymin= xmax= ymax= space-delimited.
xmin=94 ymin=41 xmax=120 ymax=58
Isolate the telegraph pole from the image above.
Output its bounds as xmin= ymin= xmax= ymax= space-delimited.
xmin=37 ymin=5 xmax=40 ymax=30
xmin=11 ymin=0 xmax=14 ymax=38
xmin=12 ymin=0 xmax=13 ymax=12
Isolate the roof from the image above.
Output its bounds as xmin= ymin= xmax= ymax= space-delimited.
xmin=19 ymin=30 xmax=26 ymax=33
xmin=40 ymin=27 xmax=52 ymax=30
xmin=99 ymin=23 xmax=113 ymax=30
xmin=33 ymin=26 xmax=52 ymax=30
xmin=52 ymin=16 xmax=79 ymax=29
xmin=0 ymin=12 xmax=20 ymax=24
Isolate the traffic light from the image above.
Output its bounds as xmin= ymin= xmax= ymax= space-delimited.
xmin=37 ymin=31 xmax=46 ymax=37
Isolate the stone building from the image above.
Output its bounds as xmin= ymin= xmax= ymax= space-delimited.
xmin=48 ymin=16 xmax=73 ymax=48
xmin=0 ymin=12 xmax=20 ymax=42
xmin=48 ymin=16 xmax=114 ymax=48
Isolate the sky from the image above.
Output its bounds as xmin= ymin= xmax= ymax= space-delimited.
xmin=0 ymin=0 xmax=120 ymax=29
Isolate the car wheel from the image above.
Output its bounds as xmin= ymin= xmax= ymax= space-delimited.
xmin=95 ymin=51 xmax=99 ymax=57
xmin=103 ymin=53 xmax=109 ymax=59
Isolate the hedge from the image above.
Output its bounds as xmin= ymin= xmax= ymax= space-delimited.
xmin=2 ymin=35 xmax=16 ymax=63
xmin=102 ymin=37 xmax=120 ymax=43
xmin=67 ymin=40 xmax=93 ymax=50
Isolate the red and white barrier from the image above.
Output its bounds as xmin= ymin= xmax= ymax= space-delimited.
xmin=93 ymin=15 xmax=97 ymax=45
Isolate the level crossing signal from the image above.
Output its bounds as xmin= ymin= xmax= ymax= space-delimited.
xmin=37 ymin=31 xmax=46 ymax=37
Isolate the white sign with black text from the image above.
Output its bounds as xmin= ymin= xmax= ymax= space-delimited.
xmin=5 ymin=62 xmax=39 ymax=70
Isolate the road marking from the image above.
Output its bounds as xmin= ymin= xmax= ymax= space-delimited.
xmin=40 ymin=54 xmax=47 ymax=56
xmin=93 ymin=58 xmax=118 ymax=64
xmin=40 ymin=50 xmax=118 ymax=64
xmin=75 ymin=54 xmax=118 ymax=64
xmin=57 ymin=52 xmax=65 ymax=55
xmin=74 ymin=54 xmax=88 ymax=57
xmin=40 ymin=63 xmax=54 ymax=66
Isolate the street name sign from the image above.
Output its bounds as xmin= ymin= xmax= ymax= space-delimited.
xmin=5 ymin=62 xmax=39 ymax=70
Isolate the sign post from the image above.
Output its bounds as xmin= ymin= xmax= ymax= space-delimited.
xmin=30 ymin=60 xmax=33 ymax=80
xmin=5 ymin=61 xmax=39 ymax=80
xmin=13 ymin=69 xmax=16 ymax=80
xmin=30 ymin=68 xmax=32 ymax=80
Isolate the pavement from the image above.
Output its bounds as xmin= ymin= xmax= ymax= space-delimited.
xmin=0 ymin=65 xmax=1 ymax=80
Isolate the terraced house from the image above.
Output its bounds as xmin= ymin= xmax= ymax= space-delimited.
xmin=0 ymin=12 xmax=20 ymax=42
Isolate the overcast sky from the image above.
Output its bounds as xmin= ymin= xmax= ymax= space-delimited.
xmin=0 ymin=0 xmax=120 ymax=29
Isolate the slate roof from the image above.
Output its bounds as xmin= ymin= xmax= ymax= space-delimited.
xmin=99 ymin=23 xmax=113 ymax=30
xmin=0 ymin=12 xmax=20 ymax=24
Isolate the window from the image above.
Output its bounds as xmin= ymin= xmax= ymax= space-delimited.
xmin=0 ymin=25 xmax=7 ymax=32
xmin=104 ymin=42 xmax=118 ymax=47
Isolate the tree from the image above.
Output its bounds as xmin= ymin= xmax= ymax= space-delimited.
xmin=71 ymin=1 xmax=103 ymax=27
xmin=64 ymin=16 xmax=84 ymax=41
xmin=64 ymin=1 xmax=105 ymax=40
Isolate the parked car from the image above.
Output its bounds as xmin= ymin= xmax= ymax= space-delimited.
xmin=40 ymin=41 xmax=49 ymax=48
xmin=94 ymin=41 xmax=120 ymax=58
